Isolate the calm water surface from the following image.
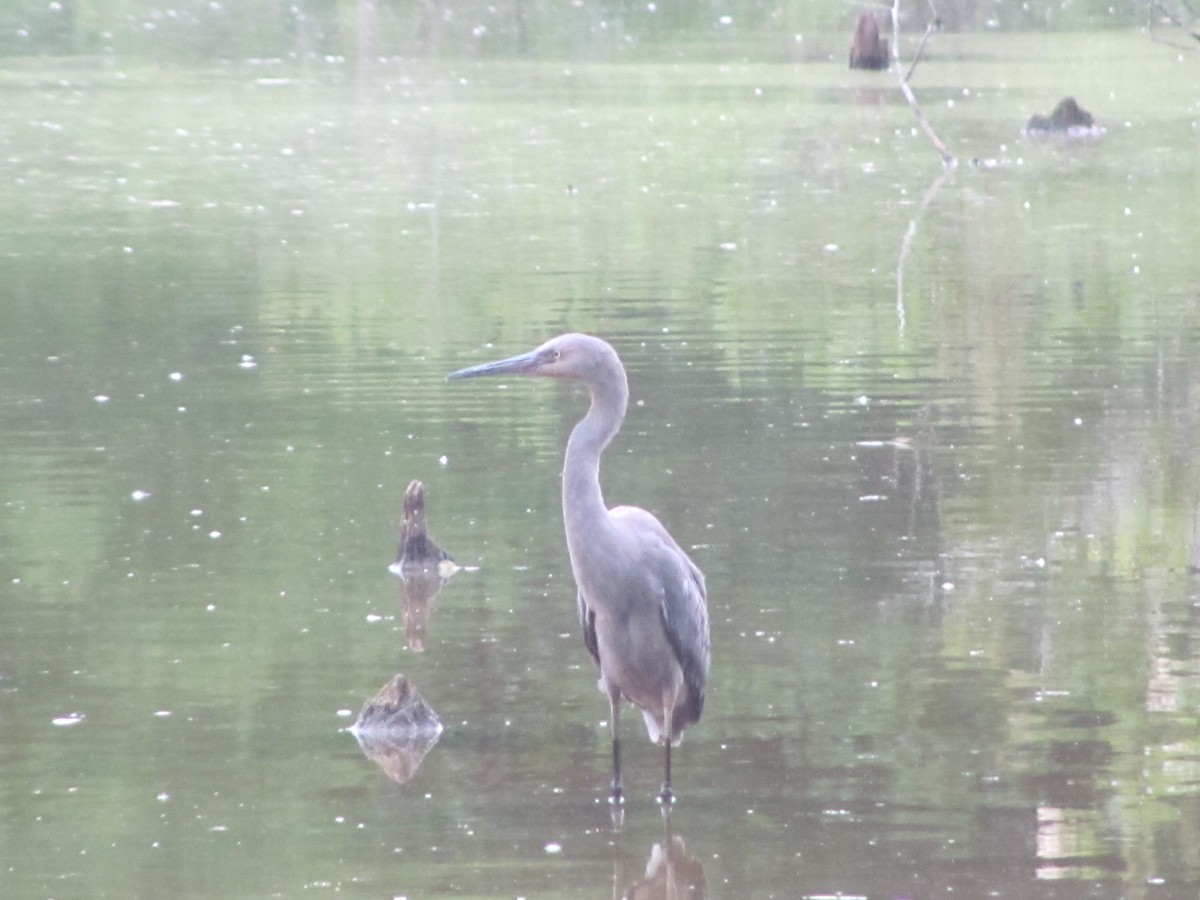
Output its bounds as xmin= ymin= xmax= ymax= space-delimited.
xmin=2 ymin=31 xmax=1200 ymax=899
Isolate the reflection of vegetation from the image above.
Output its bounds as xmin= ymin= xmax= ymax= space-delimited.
xmin=3 ymin=27 xmax=1200 ymax=896
xmin=0 ymin=0 xmax=1147 ymax=59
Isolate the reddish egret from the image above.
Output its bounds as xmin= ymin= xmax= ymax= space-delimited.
xmin=448 ymin=334 xmax=711 ymax=810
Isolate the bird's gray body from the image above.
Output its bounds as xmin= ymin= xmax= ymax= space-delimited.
xmin=573 ymin=504 xmax=707 ymax=745
xmin=448 ymin=333 xmax=710 ymax=805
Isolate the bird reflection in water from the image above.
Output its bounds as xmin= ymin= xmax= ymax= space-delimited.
xmin=449 ymin=334 xmax=711 ymax=820
xmin=388 ymin=480 xmax=461 ymax=651
xmin=349 ymin=673 xmax=443 ymax=784
xmin=618 ymin=825 xmax=707 ymax=900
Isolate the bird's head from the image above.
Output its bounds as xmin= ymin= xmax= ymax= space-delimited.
xmin=446 ymin=333 xmax=621 ymax=384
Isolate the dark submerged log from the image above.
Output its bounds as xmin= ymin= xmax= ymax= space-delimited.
xmin=350 ymin=674 xmax=442 ymax=784
xmin=1025 ymin=97 xmax=1103 ymax=137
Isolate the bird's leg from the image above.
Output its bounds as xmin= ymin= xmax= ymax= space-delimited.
xmin=657 ymin=706 xmax=675 ymax=811
xmin=608 ymin=690 xmax=624 ymax=808
xmin=658 ymin=741 xmax=675 ymax=812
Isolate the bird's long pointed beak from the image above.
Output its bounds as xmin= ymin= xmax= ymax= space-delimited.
xmin=446 ymin=348 xmax=543 ymax=381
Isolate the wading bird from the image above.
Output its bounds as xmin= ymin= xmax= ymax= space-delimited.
xmin=448 ymin=334 xmax=710 ymax=811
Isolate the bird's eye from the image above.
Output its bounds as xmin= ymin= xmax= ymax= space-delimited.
xmin=552 ymin=349 xmax=561 ymax=360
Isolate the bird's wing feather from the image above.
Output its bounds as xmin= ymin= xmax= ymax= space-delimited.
xmin=659 ymin=552 xmax=710 ymax=730
xmin=611 ymin=505 xmax=711 ymax=730
xmin=577 ymin=590 xmax=601 ymax=668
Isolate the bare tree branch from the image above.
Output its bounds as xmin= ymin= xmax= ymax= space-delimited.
xmin=903 ymin=18 xmax=938 ymax=81
xmin=891 ymin=0 xmax=955 ymax=168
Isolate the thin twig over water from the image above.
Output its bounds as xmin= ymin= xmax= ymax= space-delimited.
xmin=890 ymin=0 xmax=955 ymax=168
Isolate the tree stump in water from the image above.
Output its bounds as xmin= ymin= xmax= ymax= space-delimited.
xmin=849 ymin=12 xmax=889 ymax=70
xmin=395 ymin=479 xmax=452 ymax=571
xmin=390 ymin=480 xmax=458 ymax=651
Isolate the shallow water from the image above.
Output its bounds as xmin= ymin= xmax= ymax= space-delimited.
xmin=2 ymin=30 xmax=1200 ymax=899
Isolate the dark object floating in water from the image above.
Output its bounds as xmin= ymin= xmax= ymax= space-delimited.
xmin=349 ymin=674 xmax=442 ymax=784
xmin=1025 ymin=97 xmax=1104 ymax=138
xmin=392 ymin=479 xmax=456 ymax=576
xmin=353 ymin=673 xmax=442 ymax=734
xmin=849 ymin=12 xmax=889 ymax=70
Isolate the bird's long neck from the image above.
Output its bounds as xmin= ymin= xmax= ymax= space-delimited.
xmin=562 ymin=366 xmax=628 ymax=550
